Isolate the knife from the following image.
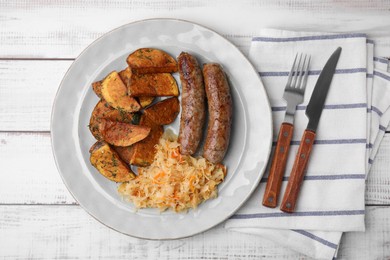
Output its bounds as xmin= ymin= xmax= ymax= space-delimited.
xmin=280 ymin=47 xmax=342 ymax=213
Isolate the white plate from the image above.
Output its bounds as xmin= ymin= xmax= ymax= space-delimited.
xmin=51 ymin=18 xmax=272 ymax=239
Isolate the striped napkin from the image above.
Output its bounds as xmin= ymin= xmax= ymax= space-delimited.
xmin=224 ymin=29 xmax=390 ymax=260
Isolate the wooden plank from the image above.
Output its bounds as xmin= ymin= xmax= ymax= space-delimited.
xmin=1 ymin=131 xmax=390 ymax=205
xmin=1 ymin=1 xmax=390 ymax=58
xmin=0 ymin=60 xmax=72 ymax=131
xmin=0 ymin=205 xmax=307 ymax=259
xmin=0 ymin=132 xmax=75 ymax=204
xmin=0 ymin=205 xmax=388 ymax=259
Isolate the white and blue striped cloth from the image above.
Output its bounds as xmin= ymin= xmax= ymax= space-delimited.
xmin=224 ymin=29 xmax=390 ymax=260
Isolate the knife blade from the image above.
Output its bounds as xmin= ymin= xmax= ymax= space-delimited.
xmin=280 ymin=47 xmax=342 ymax=213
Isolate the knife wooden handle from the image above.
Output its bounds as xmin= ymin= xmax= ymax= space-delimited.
xmin=280 ymin=129 xmax=316 ymax=213
xmin=262 ymin=123 xmax=294 ymax=208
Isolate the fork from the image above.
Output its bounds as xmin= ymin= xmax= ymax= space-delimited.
xmin=262 ymin=53 xmax=311 ymax=208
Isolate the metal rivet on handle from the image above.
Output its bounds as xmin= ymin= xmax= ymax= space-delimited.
xmin=268 ymin=197 xmax=274 ymax=203
xmin=283 ymin=131 xmax=289 ymax=137
xmin=305 ymin=138 xmax=311 ymax=144
xmin=300 ymin=153 xmax=305 ymax=158
xmin=280 ymin=146 xmax=285 ymax=152
xmin=286 ymin=202 xmax=291 ymax=208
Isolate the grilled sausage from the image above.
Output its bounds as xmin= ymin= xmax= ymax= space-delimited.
xmin=202 ymin=63 xmax=232 ymax=164
xmin=177 ymin=52 xmax=206 ymax=155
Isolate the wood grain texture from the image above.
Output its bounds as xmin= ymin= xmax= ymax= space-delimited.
xmin=0 ymin=205 xmax=307 ymax=259
xmin=0 ymin=132 xmax=75 ymax=204
xmin=281 ymin=130 xmax=316 ymax=213
xmin=1 ymin=1 xmax=390 ymax=58
xmin=1 ymin=131 xmax=390 ymax=206
xmin=263 ymin=123 xmax=294 ymax=208
xmin=0 ymin=60 xmax=72 ymax=131
xmin=0 ymin=205 xmax=388 ymax=260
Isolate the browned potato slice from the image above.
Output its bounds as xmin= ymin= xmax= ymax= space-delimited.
xmin=89 ymin=100 xmax=141 ymax=140
xmin=138 ymin=96 xmax=155 ymax=108
xmin=98 ymin=119 xmax=151 ymax=147
xmin=89 ymin=142 xmax=135 ymax=182
xmin=144 ymin=97 xmax=180 ymax=125
xmin=92 ymin=80 xmax=103 ymax=98
xmin=92 ymin=67 xmax=131 ymax=99
xmin=127 ymin=48 xmax=178 ymax=74
xmin=119 ymin=67 xmax=155 ymax=107
xmin=118 ymin=67 xmax=132 ymax=86
xmin=113 ymin=146 xmax=134 ymax=164
xmin=128 ymin=73 xmax=179 ymax=97
xmin=130 ymin=116 xmax=163 ymax=167
xmin=101 ymin=71 xmax=141 ymax=112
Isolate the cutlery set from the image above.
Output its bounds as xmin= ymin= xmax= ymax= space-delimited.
xmin=262 ymin=47 xmax=342 ymax=213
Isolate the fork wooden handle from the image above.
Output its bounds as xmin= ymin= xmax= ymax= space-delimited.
xmin=280 ymin=129 xmax=316 ymax=213
xmin=262 ymin=123 xmax=294 ymax=208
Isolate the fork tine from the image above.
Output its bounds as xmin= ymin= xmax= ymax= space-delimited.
xmin=286 ymin=53 xmax=298 ymax=87
xmin=291 ymin=53 xmax=302 ymax=88
xmin=301 ymin=55 xmax=311 ymax=90
xmin=296 ymin=54 xmax=307 ymax=89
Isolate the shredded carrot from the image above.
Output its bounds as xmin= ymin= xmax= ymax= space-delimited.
xmin=155 ymin=171 xmax=166 ymax=179
xmin=171 ymin=148 xmax=186 ymax=163
xmin=171 ymin=148 xmax=180 ymax=158
xmin=152 ymin=171 xmax=166 ymax=184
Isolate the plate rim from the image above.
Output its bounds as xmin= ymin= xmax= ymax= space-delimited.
xmin=50 ymin=18 xmax=273 ymax=240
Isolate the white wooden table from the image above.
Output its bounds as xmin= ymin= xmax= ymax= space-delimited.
xmin=1 ymin=1 xmax=390 ymax=259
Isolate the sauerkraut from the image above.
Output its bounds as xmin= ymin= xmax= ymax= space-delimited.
xmin=118 ymin=133 xmax=226 ymax=212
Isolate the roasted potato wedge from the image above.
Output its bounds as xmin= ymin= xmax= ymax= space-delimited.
xmin=98 ymin=119 xmax=151 ymax=147
xmin=101 ymin=71 xmax=141 ymax=112
xmin=89 ymin=141 xmax=135 ymax=182
xmin=93 ymin=67 xmax=131 ymax=99
xmin=118 ymin=67 xmax=132 ymax=86
xmin=138 ymin=96 xmax=155 ymax=108
xmin=89 ymin=100 xmax=141 ymax=140
xmin=92 ymin=80 xmax=103 ymax=98
xmin=144 ymin=97 xmax=180 ymax=125
xmin=130 ymin=116 xmax=163 ymax=167
xmin=128 ymin=73 xmax=179 ymax=97
xmin=127 ymin=48 xmax=178 ymax=74
xmin=119 ymin=67 xmax=155 ymax=107
xmin=113 ymin=146 xmax=134 ymax=164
